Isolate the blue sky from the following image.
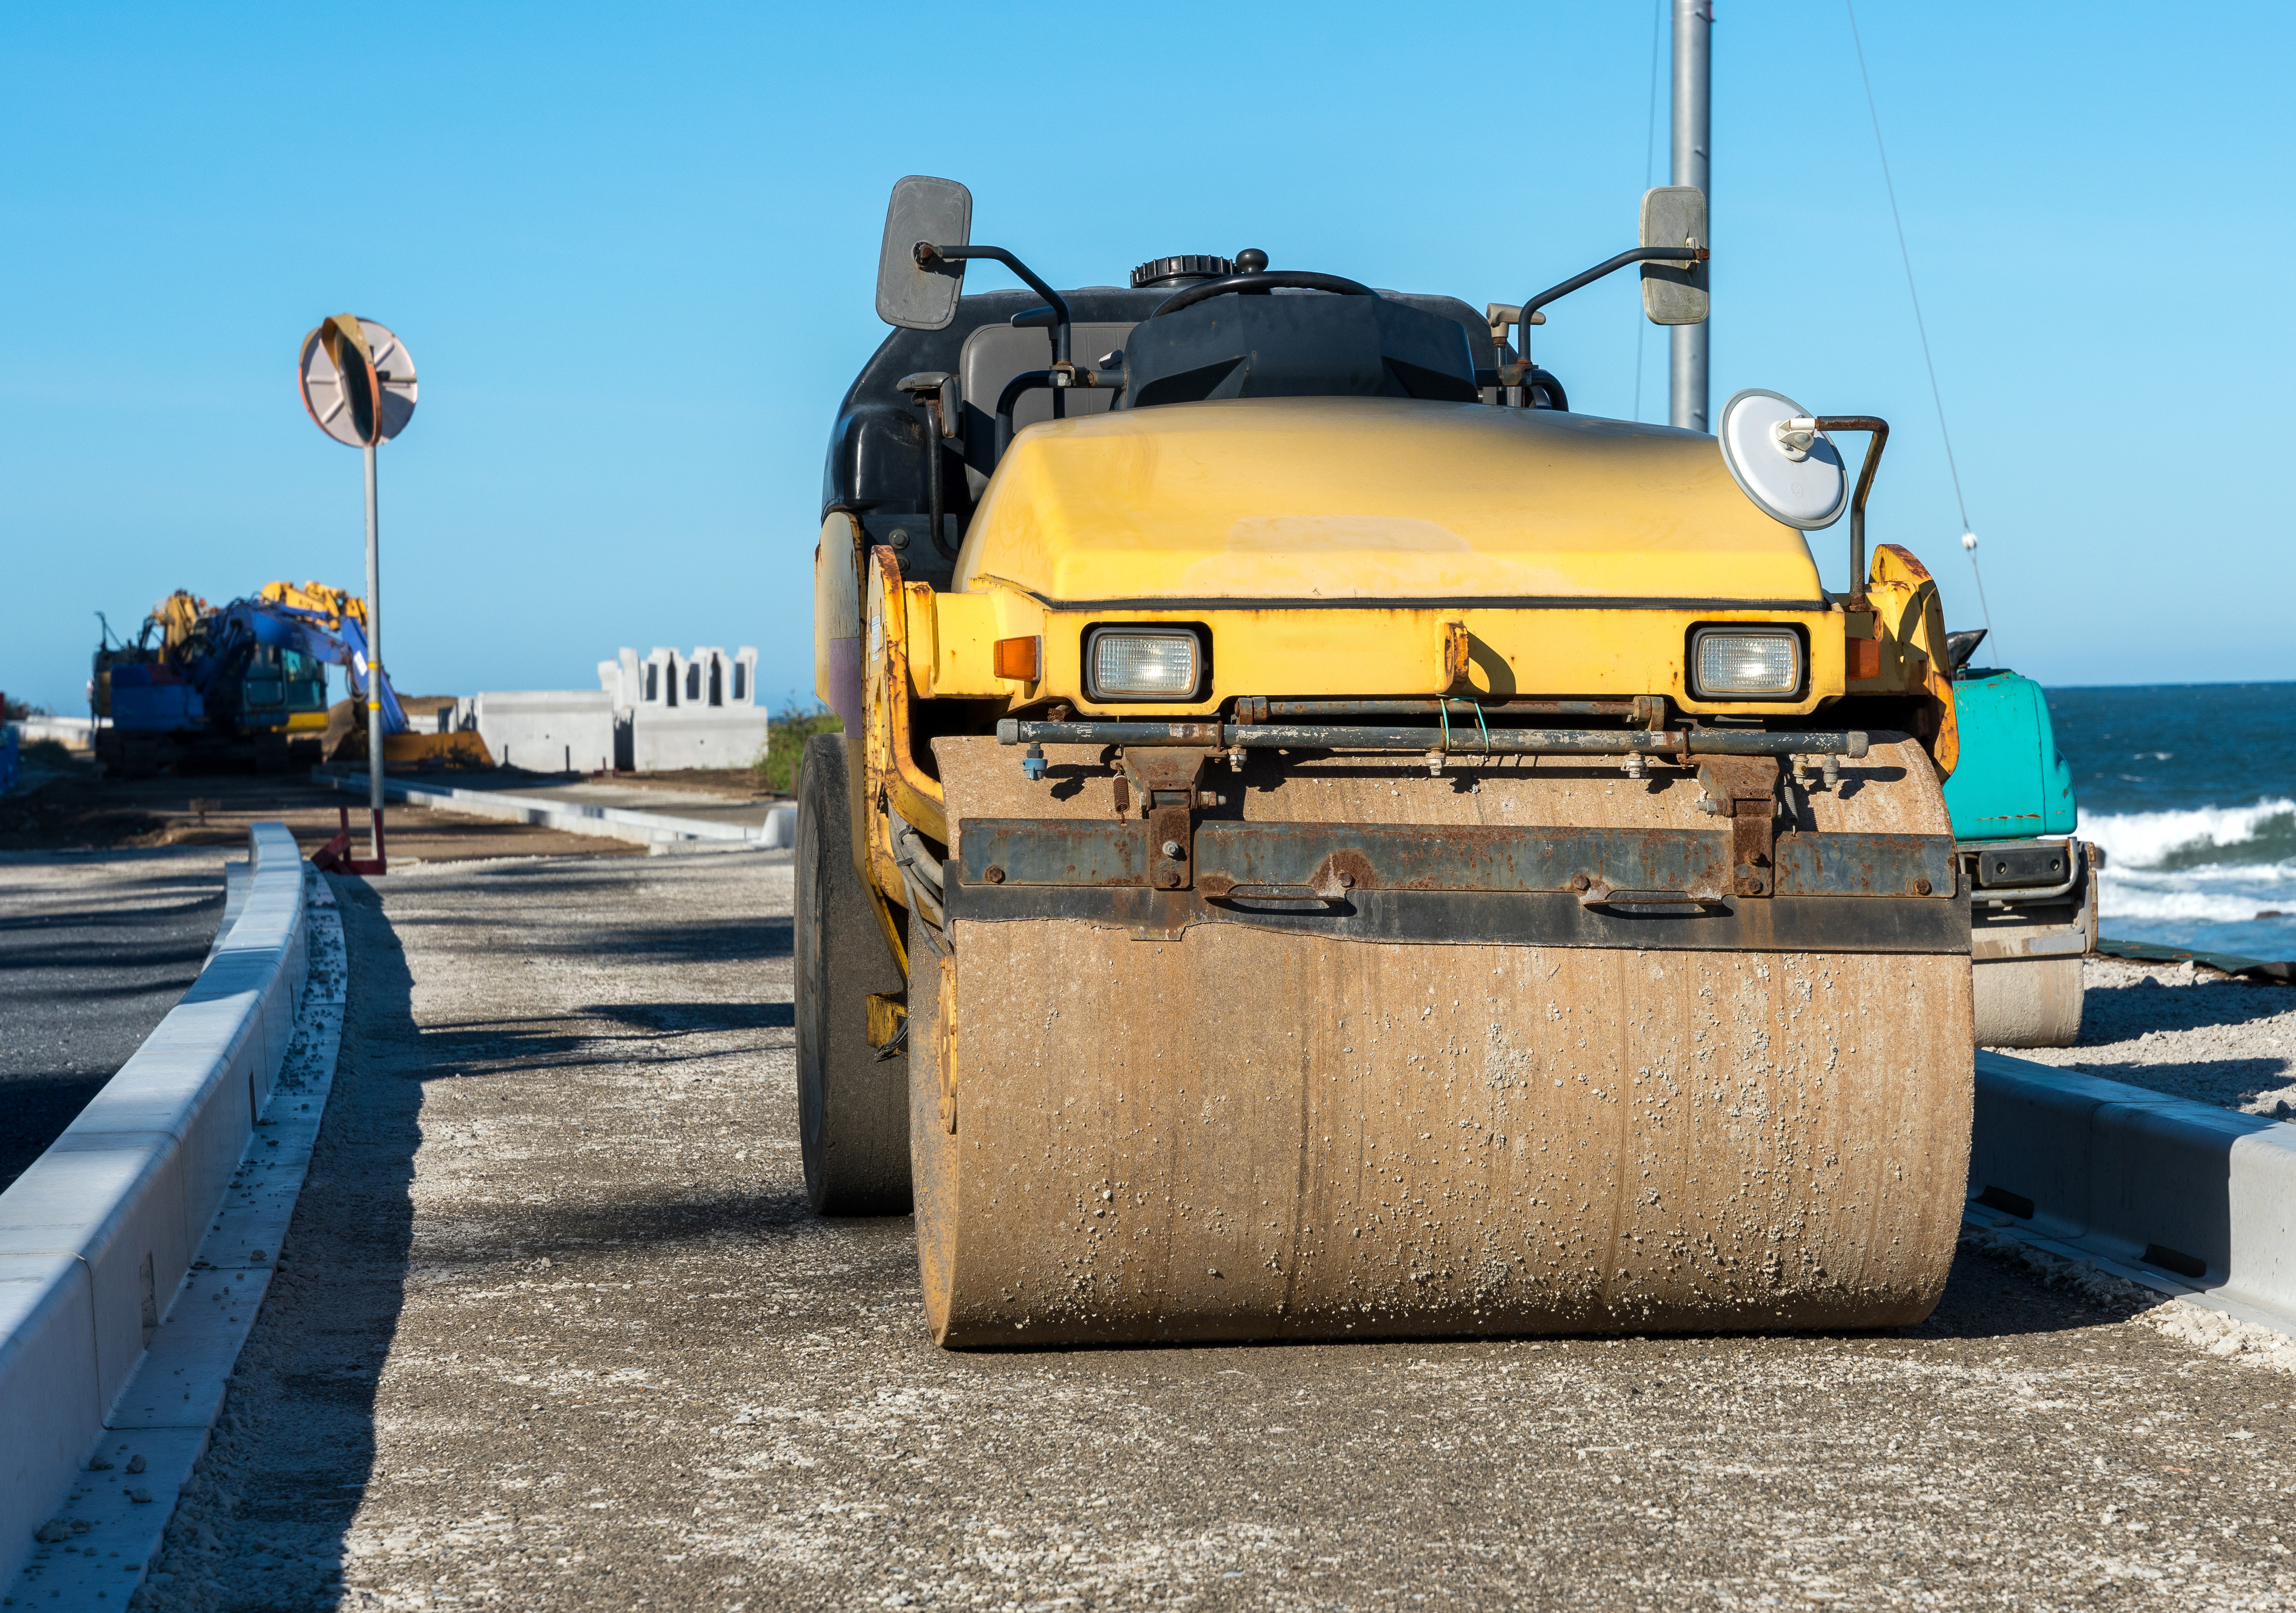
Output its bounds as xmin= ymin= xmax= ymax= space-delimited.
xmin=4 ymin=2 xmax=2290 ymax=715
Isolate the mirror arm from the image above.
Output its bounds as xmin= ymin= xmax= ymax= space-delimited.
xmin=1520 ymin=246 xmax=1711 ymax=325
xmin=1498 ymin=247 xmax=1710 ymax=383
xmin=919 ymin=240 xmax=1072 ymax=368
xmin=1809 ymin=416 xmax=1888 ymax=612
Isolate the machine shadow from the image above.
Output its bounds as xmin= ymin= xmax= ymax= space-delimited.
xmin=518 ymin=915 xmax=792 ymax=963
xmin=160 ymin=876 xmax=426 ymax=1597
xmin=154 ymin=871 xmax=823 ymax=1599
xmin=2081 ymin=977 xmax=2296 ymax=1034
xmin=575 ymin=1000 xmax=795 ymax=1033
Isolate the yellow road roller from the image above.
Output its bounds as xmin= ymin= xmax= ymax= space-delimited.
xmin=799 ymin=175 xmax=1970 ymax=1346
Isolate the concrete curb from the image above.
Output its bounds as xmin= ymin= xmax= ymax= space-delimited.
xmin=1968 ymin=1050 xmax=2296 ymax=1336
xmin=0 ymin=824 xmax=308 ymax=1589
xmin=315 ymin=767 xmax=795 ymax=852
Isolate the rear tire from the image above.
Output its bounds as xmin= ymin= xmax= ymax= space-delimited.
xmin=795 ymin=733 xmax=912 ymax=1215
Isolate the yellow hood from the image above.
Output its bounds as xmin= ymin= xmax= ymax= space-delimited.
xmin=956 ymin=396 xmax=1826 ymax=604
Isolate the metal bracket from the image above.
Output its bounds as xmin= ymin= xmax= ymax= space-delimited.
xmin=1120 ymin=747 xmax=1212 ymax=890
xmin=1696 ymin=755 xmax=1782 ymax=898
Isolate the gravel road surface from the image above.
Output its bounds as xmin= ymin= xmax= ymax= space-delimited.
xmin=1990 ymin=957 xmax=2296 ymax=1118
xmin=0 ymin=847 xmax=225 ymax=1188
xmin=141 ymin=855 xmax=2296 ymax=1611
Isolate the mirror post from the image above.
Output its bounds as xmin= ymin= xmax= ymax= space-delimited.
xmin=363 ymin=439 xmax=386 ymax=869
xmin=1811 ymin=417 xmax=1888 ymax=612
xmin=1670 ymin=0 xmax=1712 ymax=432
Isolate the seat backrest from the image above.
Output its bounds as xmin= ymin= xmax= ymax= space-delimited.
xmin=956 ymin=320 xmax=1137 ymax=500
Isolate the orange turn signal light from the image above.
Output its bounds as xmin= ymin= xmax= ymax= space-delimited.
xmin=993 ymin=635 xmax=1042 ymax=681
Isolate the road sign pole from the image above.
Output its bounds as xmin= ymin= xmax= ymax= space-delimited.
xmin=298 ymin=312 xmax=415 ymax=877
xmin=363 ymin=440 xmax=386 ymax=869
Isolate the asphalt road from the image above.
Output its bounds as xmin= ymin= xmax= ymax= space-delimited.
xmin=0 ymin=848 xmax=226 ymax=1189
xmin=142 ymin=853 xmax=2296 ymax=1611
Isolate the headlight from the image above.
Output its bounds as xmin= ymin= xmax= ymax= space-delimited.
xmin=1690 ymin=628 xmax=1802 ymax=699
xmin=1084 ymin=628 xmax=1203 ymax=700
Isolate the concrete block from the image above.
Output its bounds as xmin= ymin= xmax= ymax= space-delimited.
xmin=1971 ymin=1050 xmax=2296 ymax=1331
xmin=0 ymin=1135 xmax=190 ymax=1414
xmin=605 ymin=644 xmax=770 ymax=772
xmin=631 ymin=709 xmax=771 ymax=772
xmin=448 ymin=689 xmax=615 ymax=775
xmin=763 ymin=804 xmax=796 ymax=849
xmin=0 ymin=821 xmax=308 ymax=1572
xmin=2228 ymin=1124 xmax=2296 ymax=1317
xmin=0 ymin=1253 xmax=102 ymax=1587
xmin=323 ymin=769 xmax=765 ymax=847
xmin=10 ymin=715 xmax=97 ymax=746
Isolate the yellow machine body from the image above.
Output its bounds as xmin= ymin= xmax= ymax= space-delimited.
xmin=815 ymin=389 xmax=1971 ymax=1348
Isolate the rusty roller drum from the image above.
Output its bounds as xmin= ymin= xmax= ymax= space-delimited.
xmin=910 ymin=734 xmax=1974 ymax=1347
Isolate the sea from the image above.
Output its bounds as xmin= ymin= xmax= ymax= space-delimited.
xmin=2047 ymin=681 xmax=2296 ymax=961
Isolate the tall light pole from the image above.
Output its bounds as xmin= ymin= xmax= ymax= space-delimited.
xmin=1670 ymin=0 xmax=1712 ymax=432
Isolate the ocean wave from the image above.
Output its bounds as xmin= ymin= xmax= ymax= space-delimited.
xmin=2078 ymin=797 xmax=2296 ymax=872
xmin=2095 ymin=848 xmax=2296 ymax=923
xmin=2097 ymin=882 xmax=2295 ymax=923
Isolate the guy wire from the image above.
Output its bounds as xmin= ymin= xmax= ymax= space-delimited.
xmin=1844 ymin=0 xmax=1998 ymax=656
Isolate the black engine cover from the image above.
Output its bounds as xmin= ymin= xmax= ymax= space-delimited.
xmin=1121 ymin=293 xmax=1480 ymax=409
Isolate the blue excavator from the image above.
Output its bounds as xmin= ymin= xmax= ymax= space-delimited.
xmin=92 ymin=583 xmax=410 ymax=778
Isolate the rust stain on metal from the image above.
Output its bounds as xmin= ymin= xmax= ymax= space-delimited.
xmin=1696 ymin=755 xmax=1782 ymax=898
xmin=934 ymin=953 xmax=958 ymax=1135
xmin=913 ymin=733 xmax=1972 ymax=1348
xmin=912 ymin=916 xmax=1972 ymax=1347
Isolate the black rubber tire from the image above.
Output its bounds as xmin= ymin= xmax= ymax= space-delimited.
xmin=795 ymin=733 xmax=913 ymax=1215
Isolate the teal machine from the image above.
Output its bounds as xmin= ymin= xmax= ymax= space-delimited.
xmin=1942 ymin=633 xmax=2097 ymax=1046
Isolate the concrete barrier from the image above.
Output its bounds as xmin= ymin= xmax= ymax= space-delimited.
xmin=439 ymin=691 xmax=616 ymax=774
xmin=319 ymin=768 xmax=795 ymax=851
xmin=0 ymin=823 xmax=308 ymax=1585
xmin=600 ymin=645 xmax=771 ymax=772
xmin=7 ymin=716 xmax=98 ymax=746
xmin=1969 ymin=1050 xmax=2296 ymax=1334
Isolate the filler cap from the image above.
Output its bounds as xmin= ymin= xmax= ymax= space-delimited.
xmin=1131 ymin=255 xmax=1235 ymax=289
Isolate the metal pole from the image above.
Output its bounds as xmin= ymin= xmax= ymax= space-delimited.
xmin=1669 ymin=0 xmax=1712 ymax=432
xmin=363 ymin=440 xmax=385 ymax=867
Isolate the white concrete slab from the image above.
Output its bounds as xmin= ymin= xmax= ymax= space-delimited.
xmin=318 ymin=767 xmax=795 ymax=850
xmin=1971 ymin=1049 xmax=2296 ymax=1336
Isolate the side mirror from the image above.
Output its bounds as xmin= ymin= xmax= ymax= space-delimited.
xmin=1639 ymin=186 xmax=1709 ymax=326
xmin=876 ymin=175 xmax=973 ymax=331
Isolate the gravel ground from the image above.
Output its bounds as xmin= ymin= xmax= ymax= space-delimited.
xmin=0 ymin=767 xmax=648 ymax=862
xmin=138 ymin=855 xmax=2296 ymax=1611
xmin=0 ymin=846 xmax=226 ymax=1188
xmin=1989 ymin=958 xmax=2296 ymax=1118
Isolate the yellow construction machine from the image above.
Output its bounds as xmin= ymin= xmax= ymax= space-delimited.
xmin=799 ymin=176 xmax=1969 ymax=1347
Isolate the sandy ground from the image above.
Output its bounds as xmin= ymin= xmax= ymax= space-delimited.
xmin=135 ymin=853 xmax=2296 ymax=1611
xmin=1990 ymin=958 xmax=2296 ymax=1118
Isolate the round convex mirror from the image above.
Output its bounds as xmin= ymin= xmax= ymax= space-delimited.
xmin=1717 ymin=388 xmax=1848 ymax=529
